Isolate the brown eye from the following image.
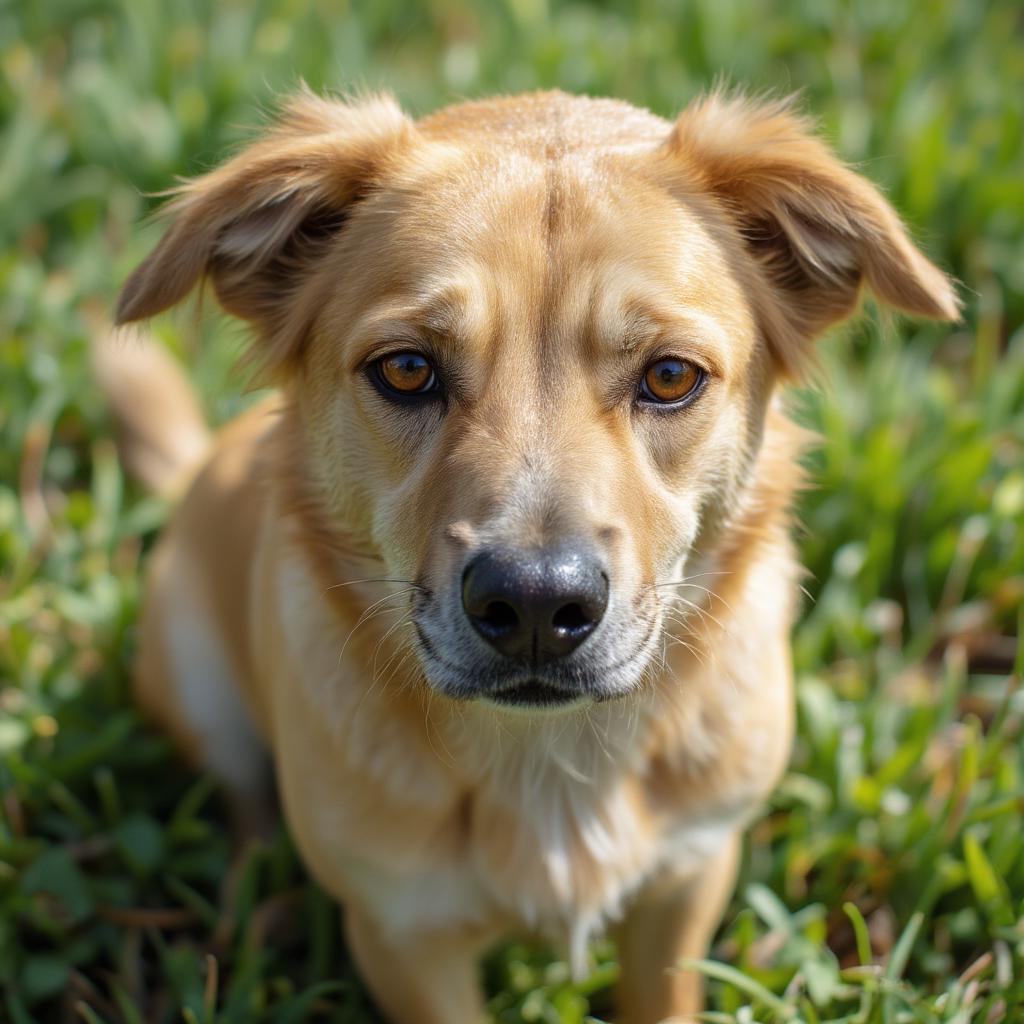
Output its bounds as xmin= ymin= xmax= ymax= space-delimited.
xmin=640 ymin=358 xmax=704 ymax=405
xmin=376 ymin=352 xmax=437 ymax=396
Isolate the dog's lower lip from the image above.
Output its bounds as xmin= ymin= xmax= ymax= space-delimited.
xmin=489 ymin=679 xmax=579 ymax=707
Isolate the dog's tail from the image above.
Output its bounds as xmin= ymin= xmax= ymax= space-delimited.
xmin=92 ymin=328 xmax=210 ymax=496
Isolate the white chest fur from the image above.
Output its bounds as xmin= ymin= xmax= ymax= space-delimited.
xmin=336 ymin=712 xmax=752 ymax=978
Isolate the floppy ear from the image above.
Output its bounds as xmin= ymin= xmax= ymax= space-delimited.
xmin=667 ymin=93 xmax=960 ymax=371
xmin=115 ymin=89 xmax=415 ymax=372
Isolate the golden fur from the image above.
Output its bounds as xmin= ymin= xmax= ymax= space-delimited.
xmin=104 ymin=89 xmax=957 ymax=1023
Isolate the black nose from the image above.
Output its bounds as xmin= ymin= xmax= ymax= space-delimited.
xmin=461 ymin=545 xmax=609 ymax=662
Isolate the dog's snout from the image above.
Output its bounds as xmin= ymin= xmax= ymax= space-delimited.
xmin=461 ymin=546 xmax=609 ymax=661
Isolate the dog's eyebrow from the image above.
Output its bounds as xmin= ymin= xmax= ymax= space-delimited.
xmin=594 ymin=297 xmax=732 ymax=376
xmin=592 ymin=293 xmax=669 ymax=354
xmin=618 ymin=311 xmax=661 ymax=352
xmin=347 ymin=288 xmax=475 ymax=357
xmin=589 ymin=276 xmax=668 ymax=354
xmin=417 ymin=293 xmax=468 ymax=338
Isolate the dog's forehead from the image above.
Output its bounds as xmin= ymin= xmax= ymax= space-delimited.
xmin=366 ymin=143 xmax=752 ymax=369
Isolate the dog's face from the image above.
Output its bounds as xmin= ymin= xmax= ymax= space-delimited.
xmin=117 ymin=91 xmax=957 ymax=709
xmin=302 ymin=143 xmax=774 ymax=707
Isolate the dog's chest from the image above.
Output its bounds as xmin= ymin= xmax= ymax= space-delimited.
xmin=343 ymin=763 xmax=742 ymax=977
xmin=470 ymin=754 xmax=745 ymax=965
xmin=336 ymin=709 xmax=748 ymax=976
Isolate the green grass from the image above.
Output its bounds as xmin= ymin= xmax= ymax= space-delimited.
xmin=1 ymin=0 xmax=1022 ymax=1021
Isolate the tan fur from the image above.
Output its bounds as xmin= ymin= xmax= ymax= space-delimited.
xmin=106 ymin=89 xmax=957 ymax=1023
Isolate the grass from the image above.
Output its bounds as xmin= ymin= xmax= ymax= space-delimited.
xmin=1 ymin=0 xmax=1022 ymax=1021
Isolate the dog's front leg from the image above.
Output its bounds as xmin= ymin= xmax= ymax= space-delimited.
xmin=344 ymin=907 xmax=489 ymax=1024
xmin=615 ymin=831 xmax=741 ymax=1024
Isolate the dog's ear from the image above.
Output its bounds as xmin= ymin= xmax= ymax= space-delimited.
xmin=115 ymin=89 xmax=414 ymax=372
xmin=666 ymin=93 xmax=960 ymax=371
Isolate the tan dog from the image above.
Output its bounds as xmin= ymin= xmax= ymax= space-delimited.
xmin=101 ymin=89 xmax=957 ymax=1023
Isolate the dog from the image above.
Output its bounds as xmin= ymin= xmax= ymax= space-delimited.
xmin=100 ymin=88 xmax=958 ymax=1023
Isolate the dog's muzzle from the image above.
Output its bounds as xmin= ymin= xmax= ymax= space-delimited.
xmin=412 ymin=537 xmax=658 ymax=709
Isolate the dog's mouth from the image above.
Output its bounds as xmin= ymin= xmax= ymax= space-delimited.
xmin=486 ymin=678 xmax=583 ymax=708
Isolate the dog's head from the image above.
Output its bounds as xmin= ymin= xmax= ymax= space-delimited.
xmin=117 ymin=89 xmax=957 ymax=709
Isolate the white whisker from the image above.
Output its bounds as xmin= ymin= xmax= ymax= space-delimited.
xmin=336 ymin=588 xmax=417 ymax=669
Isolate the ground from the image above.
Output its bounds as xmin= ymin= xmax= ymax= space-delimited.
xmin=1 ymin=1 xmax=1022 ymax=1021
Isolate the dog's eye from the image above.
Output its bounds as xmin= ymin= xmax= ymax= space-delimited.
xmin=639 ymin=358 xmax=704 ymax=406
xmin=374 ymin=352 xmax=438 ymax=396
